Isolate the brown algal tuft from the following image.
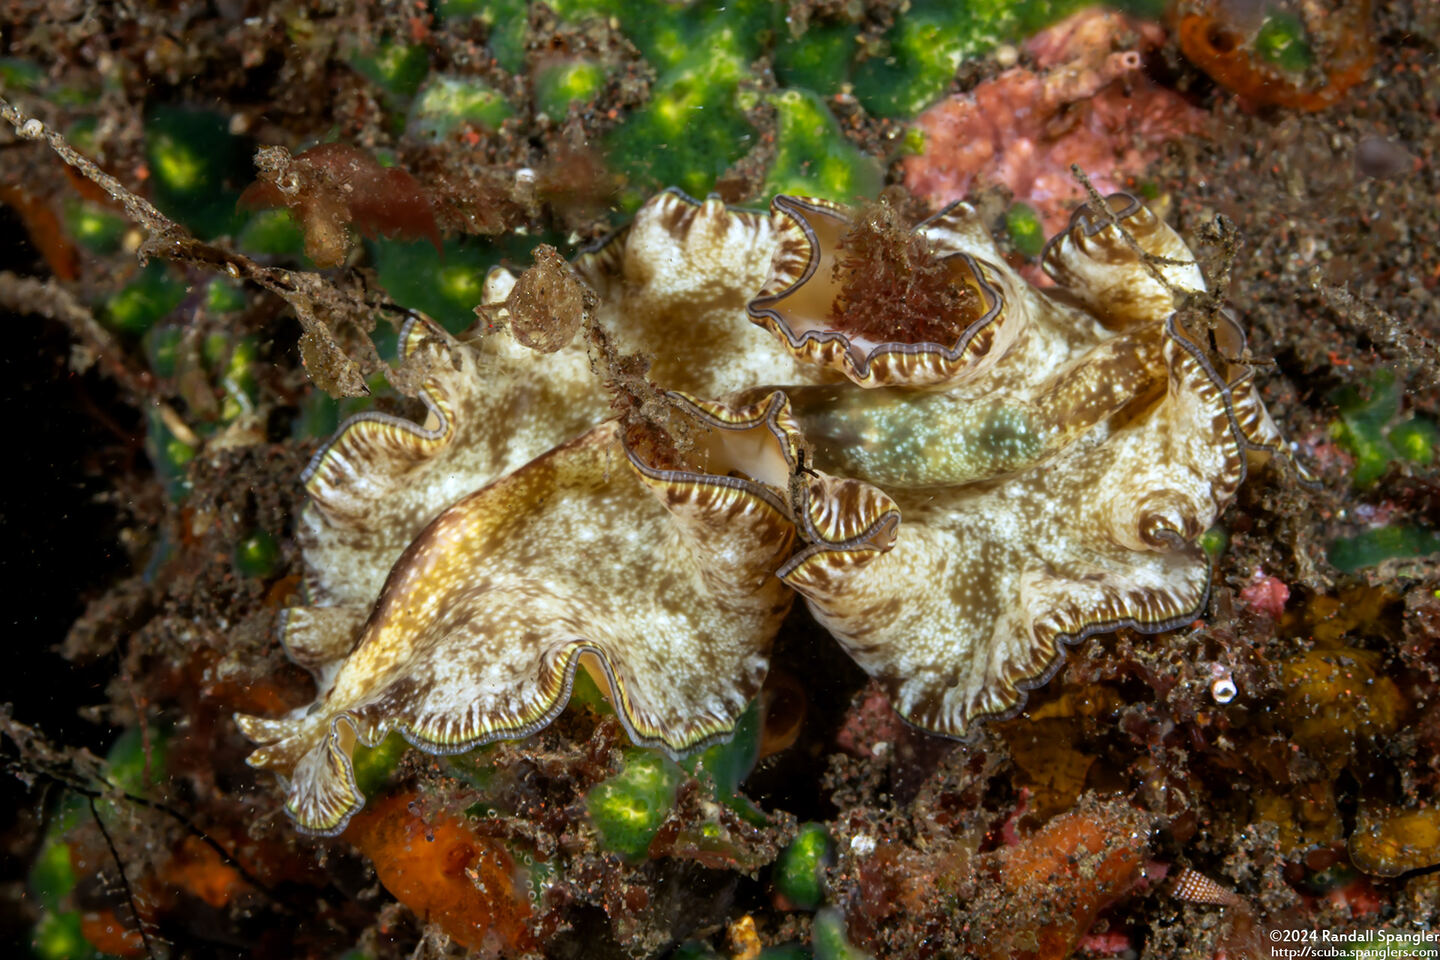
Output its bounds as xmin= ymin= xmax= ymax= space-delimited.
xmin=828 ymin=200 xmax=978 ymax=345
xmin=238 ymin=143 xmax=441 ymax=268
xmin=583 ymin=313 xmax=691 ymax=471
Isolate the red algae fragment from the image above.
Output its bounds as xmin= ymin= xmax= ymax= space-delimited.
xmin=239 ymin=143 xmax=441 ymax=267
xmin=829 ymin=200 xmax=979 ymax=344
xmin=903 ymin=8 xmax=1205 ymax=234
xmin=344 ymin=791 xmax=534 ymax=954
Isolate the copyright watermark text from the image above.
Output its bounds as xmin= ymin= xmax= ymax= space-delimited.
xmin=1268 ymin=929 xmax=1440 ymax=959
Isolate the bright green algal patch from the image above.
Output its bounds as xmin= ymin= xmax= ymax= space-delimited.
xmin=100 ymin=726 xmax=170 ymax=813
xmin=209 ymin=334 xmax=261 ymax=421
xmin=605 ymin=34 xmax=755 ymax=206
xmin=104 ymin=262 xmax=187 ymax=336
xmin=147 ymin=408 xmax=197 ymax=500
xmin=1328 ymin=526 xmax=1440 ymax=574
xmin=844 ymin=0 xmax=1114 ymax=119
xmin=763 ymin=89 xmax=882 ymax=204
xmin=205 ymin=277 xmax=247 ymax=314
xmin=351 ymin=731 xmax=411 ymax=798
xmin=0 ymin=58 xmax=44 ymax=92
xmin=145 ymin=106 xmax=248 ymax=238
xmin=775 ymin=20 xmax=858 ymax=96
xmin=1254 ymin=10 xmax=1314 ymax=72
xmin=552 ymin=0 xmax=779 ymax=73
xmin=408 ymin=74 xmax=514 ymax=140
xmin=370 ymin=235 xmax=499 ymax=333
xmin=438 ymin=0 xmax=528 ymax=73
xmin=851 ymin=0 xmax=1020 ymax=119
xmin=536 ymin=59 xmax=608 ymax=121
xmin=681 ymin=699 xmax=766 ymax=824
xmin=1199 ymin=524 xmax=1229 ymax=561
xmin=813 ymin=906 xmax=872 ymax=960
xmin=28 ymin=795 xmax=86 ymax=913
xmin=775 ymin=822 xmax=832 ymax=909
xmin=1005 ymin=202 xmax=1045 ymax=258
xmin=1388 ymin=418 xmax=1439 ymax=465
xmin=1329 ymin=369 xmax=1437 ymax=487
xmin=31 ymin=911 xmax=97 ymax=960
xmin=585 ymin=750 xmax=684 ymax=860
xmin=237 ymin=207 xmax=308 ymax=260
xmin=234 ymin=529 xmax=281 ymax=579
xmin=350 ymin=40 xmax=430 ymax=102
xmin=62 ymin=198 xmax=126 ymax=255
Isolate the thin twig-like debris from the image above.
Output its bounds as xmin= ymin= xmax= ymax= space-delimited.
xmin=0 ymin=95 xmax=409 ymax=399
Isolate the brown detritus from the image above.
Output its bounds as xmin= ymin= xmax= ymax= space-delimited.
xmin=534 ymin=143 xmax=621 ymax=227
xmin=1313 ymin=273 xmax=1440 ymax=389
xmin=828 ymin=199 xmax=978 ymax=345
xmin=0 ymin=271 xmax=157 ymax=407
xmin=581 ymin=311 xmax=693 ymax=472
xmin=837 ymin=797 xmax=1151 ymax=959
xmin=497 ymin=243 xmax=586 ymax=353
xmin=238 ymin=143 xmax=442 ymax=268
xmin=0 ymin=96 xmax=403 ymax=400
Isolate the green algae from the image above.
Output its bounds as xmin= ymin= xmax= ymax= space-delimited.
xmin=30 ymin=910 xmax=97 ymax=960
xmin=215 ymin=335 xmax=261 ymax=421
xmin=145 ymin=106 xmax=249 ymax=239
xmin=350 ymin=40 xmax=430 ymax=103
xmin=851 ymin=0 xmax=1021 ymax=119
xmin=0 ymin=57 xmax=45 ymax=92
xmin=205 ymin=277 xmax=247 ymax=314
xmin=1199 ymin=525 xmax=1229 ymax=562
xmin=535 ymin=58 xmax=608 ymax=121
xmin=369 ymin=235 xmax=495 ymax=334
xmin=763 ymin=89 xmax=882 ymax=204
xmin=553 ymin=0 xmax=779 ymax=73
xmin=143 ymin=325 xmax=182 ymax=379
xmin=585 ymin=749 xmax=684 ymax=860
xmin=408 ymin=74 xmax=514 ymax=141
xmin=236 ymin=207 xmax=308 ymax=260
xmin=147 ymin=407 xmax=197 ymax=501
xmin=552 ymin=0 xmax=783 ymax=203
xmin=1255 ymin=10 xmax=1314 ymax=73
xmin=351 ymin=731 xmax=412 ymax=799
xmin=775 ymin=21 xmax=857 ymax=96
xmin=1328 ymin=526 xmax=1440 ymax=574
xmin=1329 ymin=369 xmax=1437 ymax=487
xmin=813 ymin=906 xmax=872 ymax=960
xmin=680 ymin=699 xmax=766 ymax=825
xmin=438 ymin=0 xmax=529 ymax=73
xmin=234 ymin=529 xmax=281 ymax=579
xmin=605 ymin=37 xmax=755 ymax=206
xmin=774 ymin=822 xmax=832 ymax=909
xmin=1005 ymin=202 xmax=1045 ymax=258
xmin=104 ymin=262 xmax=186 ymax=336
xmin=62 ymin=198 xmax=126 ymax=255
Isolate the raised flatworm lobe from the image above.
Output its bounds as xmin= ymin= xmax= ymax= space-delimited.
xmin=238 ymin=391 xmax=808 ymax=835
